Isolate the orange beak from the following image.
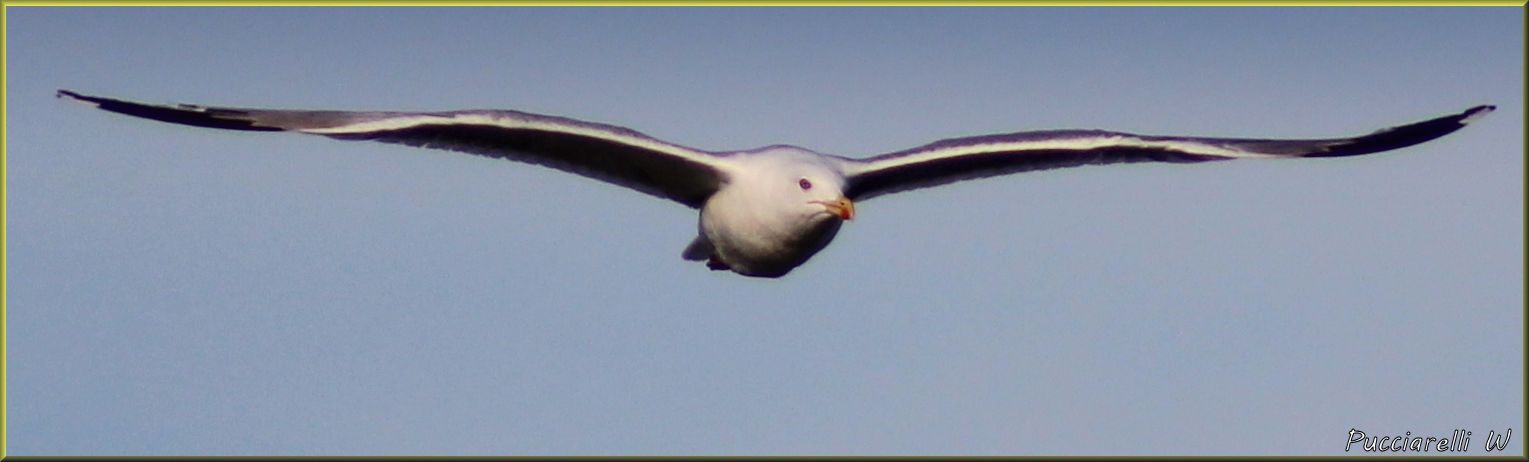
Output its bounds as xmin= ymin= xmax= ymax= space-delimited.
xmin=815 ymin=197 xmax=855 ymax=221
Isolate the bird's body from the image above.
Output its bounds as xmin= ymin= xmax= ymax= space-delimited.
xmin=58 ymin=90 xmax=1493 ymax=278
xmin=693 ymin=146 xmax=851 ymax=277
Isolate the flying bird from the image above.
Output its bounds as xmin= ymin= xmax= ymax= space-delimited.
xmin=58 ymin=90 xmax=1493 ymax=278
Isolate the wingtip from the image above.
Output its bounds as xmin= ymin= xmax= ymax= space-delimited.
xmin=57 ymin=89 xmax=102 ymax=107
xmin=1461 ymin=104 xmax=1496 ymax=125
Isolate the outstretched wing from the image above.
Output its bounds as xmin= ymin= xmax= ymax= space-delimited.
xmin=59 ymin=90 xmax=737 ymax=208
xmin=840 ymin=106 xmax=1494 ymax=201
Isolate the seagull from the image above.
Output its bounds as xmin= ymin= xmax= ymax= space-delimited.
xmin=58 ymin=90 xmax=1493 ymax=278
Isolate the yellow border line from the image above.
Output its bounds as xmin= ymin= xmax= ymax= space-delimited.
xmin=2 ymin=4 xmax=8 ymax=458
xmin=2 ymin=1 xmax=1526 ymax=5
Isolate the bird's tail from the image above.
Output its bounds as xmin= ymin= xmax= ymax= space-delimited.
xmin=681 ymin=236 xmax=712 ymax=261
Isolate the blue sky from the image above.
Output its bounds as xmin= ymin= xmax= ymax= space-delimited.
xmin=5 ymin=7 xmax=1523 ymax=456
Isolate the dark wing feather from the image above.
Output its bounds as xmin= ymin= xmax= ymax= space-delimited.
xmin=842 ymin=106 xmax=1494 ymax=201
xmin=59 ymin=90 xmax=734 ymax=208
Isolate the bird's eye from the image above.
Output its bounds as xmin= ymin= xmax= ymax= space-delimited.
xmin=798 ymin=178 xmax=813 ymax=190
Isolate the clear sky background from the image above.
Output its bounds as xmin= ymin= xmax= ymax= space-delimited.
xmin=5 ymin=7 xmax=1522 ymax=456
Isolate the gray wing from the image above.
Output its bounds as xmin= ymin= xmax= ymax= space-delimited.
xmin=59 ymin=90 xmax=737 ymax=208
xmin=840 ymin=106 xmax=1494 ymax=201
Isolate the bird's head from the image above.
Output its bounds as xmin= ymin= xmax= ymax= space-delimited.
xmin=733 ymin=146 xmax=855 ymax=224
xmin=795 ymin=175 xmax=855 ymax=221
